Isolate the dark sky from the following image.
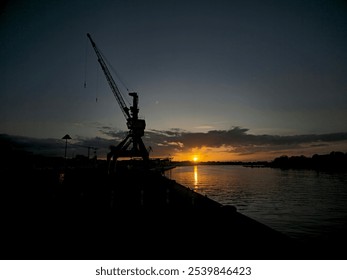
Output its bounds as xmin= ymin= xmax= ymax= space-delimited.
xmin=1 ymin=0 xmax=347 ymax=161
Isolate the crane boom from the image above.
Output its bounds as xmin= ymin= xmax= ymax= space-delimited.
xmin=87 ymin=33 xmax=131 ymax=121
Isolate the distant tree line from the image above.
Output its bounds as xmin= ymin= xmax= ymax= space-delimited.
xmin=269 ymin=151 xmax=347 ymax=171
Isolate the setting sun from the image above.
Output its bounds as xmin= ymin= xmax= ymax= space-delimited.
xmin=193 ymin=156 xmax=199 ymax=162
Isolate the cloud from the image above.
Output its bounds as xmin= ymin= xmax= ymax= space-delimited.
xmin=2 ymin=126 xmax=347 ymax=160
xmin=177 ymin=127 xmax=347 ymax=149
xmin=0 ymin=134 xmax=112 ymax=159
xmin=141 ymin=127 xmax=347 ymax=157
xmin=194 ymin=125 xmax=215 ymax=130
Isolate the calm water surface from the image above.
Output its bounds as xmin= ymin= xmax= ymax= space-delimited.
xmin=165 ymin=165 xmax=347 ymax=241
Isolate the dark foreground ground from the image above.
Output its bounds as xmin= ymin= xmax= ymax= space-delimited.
xmin=1 ymin=165 xmax=346 ymax=260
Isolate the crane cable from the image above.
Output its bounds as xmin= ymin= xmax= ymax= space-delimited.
xmin=96 ymin=64 xmax=99 ymax=102
xmin=98 ymin=47 xmax=132 ymax=106
xmin=84 ymin=37 xmax=132 ymax=106
xmin=84 ymin=37 xmax=88 ymax=89
xmin=84 ymin=38 xmax=100 ymax=103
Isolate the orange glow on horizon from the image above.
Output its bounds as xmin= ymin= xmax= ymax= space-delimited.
xmin=171 ymin=146 xmax=239 ymax=162
xmin=154 ymin=141 xmax=347 ymax=162
xmin=170 ymin=146 xmax=269 ymax=162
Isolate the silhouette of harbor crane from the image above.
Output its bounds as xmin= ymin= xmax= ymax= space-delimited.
xmin=87 ymin=33 xmax=149 ymax=171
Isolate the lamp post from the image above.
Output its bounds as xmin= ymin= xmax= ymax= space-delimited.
xmin=62 ymin=134 xmax=72 ymax=160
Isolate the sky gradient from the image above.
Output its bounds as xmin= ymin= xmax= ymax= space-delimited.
xmin=1 ymin=0 xmax=347 ymax=161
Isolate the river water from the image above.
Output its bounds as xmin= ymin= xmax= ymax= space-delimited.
xmin=165 ymin=165 xmax=347 ymax=242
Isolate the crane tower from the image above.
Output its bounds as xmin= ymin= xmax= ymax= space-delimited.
xmin=87 ymin=33 xmax=149 ymax=171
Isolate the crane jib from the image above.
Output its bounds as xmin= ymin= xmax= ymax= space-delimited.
xmin=86 ymin=33 xmax=131 ymax=121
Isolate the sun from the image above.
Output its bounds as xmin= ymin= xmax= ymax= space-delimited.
xmin=193 ymin=156 xmax=199 ymax=162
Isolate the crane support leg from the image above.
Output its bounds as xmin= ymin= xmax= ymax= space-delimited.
xmin=137 ymin=137 xmax=149 ymax=161
xmin=107 ymin=134 xmax=149 ymax=173
xmin=107 ymin=135 xmax=131 ymax=173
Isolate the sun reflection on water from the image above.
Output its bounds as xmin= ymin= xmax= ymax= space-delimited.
xmin=194 ymin=165 xmax=198 ymax=189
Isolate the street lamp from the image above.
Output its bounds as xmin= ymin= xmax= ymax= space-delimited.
xmin=62 ymin=134 xmax=72 ymax=160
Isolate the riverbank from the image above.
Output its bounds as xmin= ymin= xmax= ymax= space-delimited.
xmin=1 ymin=165 xmax=301 ymax=260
